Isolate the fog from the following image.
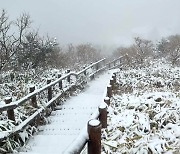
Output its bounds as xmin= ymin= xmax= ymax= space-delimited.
xmin=1 ymin=0 xmax=180 ymax=47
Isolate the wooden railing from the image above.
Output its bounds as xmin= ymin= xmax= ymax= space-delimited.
xmin=0 ymin=56 xmax=123 ymax=153
xmin=107 ymin=56 xmax=124 ymax=70
xmin=0 ymin=58 xmax=106 ymax=141
xmin=64 ymin=73 xmax=117 ymax=154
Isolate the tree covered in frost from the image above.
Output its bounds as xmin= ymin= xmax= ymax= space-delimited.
xmin=113 ymin=37 xmax=154 ymax=67
xmin=113 ymin=35 xmax=180 ymax=67
xmin=0 ymin=10 xmax=31 ymax=71
xmin=64 ymin=43 xmax=102 ymax=70
xmin=0 ymin=9 xmax=103 ymax=73
xmin=157 ymin=35 xmax=180 ymax=65
xmin=16 ymin=32 xmax=58 ymax=70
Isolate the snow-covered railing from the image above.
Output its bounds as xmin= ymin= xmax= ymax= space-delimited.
xmin=107 ymin=56 xmax=124 ymax=70
xmin=0 ymin=72 xmax=73 ymax=112
xmin=0 ymin=58 xmax=107 ymax=141
xmin=0 ymin=56 xmax=124 ymax=153
xmin=64 ymin=73 xmax=117 ymax=154
xmin=0 ymin=86 xmax=72 ymax=141
xmin=74 ymin=58 xmax=106 ymax=76
xmin=0 ymin=59 xmax=106 ymax=112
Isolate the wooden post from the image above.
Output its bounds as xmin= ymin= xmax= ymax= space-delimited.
xmin=10 ymin=73 xmax=14 ymax=81
xmin=47 ymin=79 xmax=52 ymax=101
xmin=96 ymin=63 xmax=99 ymax=70
xmin=104 ymin=97 xmax=110 ymax=106
xmin=83 ymin=66 xmax=87 ymax=76
xmin=99 ymin=104 xmax=107 ymax=128
xmin=107 ymin=85 xmax=112 ymax=98
xmin=5 ymin=97 xmax=15 ymax=123
xmin=119 ymin=58 xmax=121 ymax=65
xmin=88 ymin=119 xmax=102 ymax=154
xmin=58 ymin=74 xmax=62 ymax=89
xmin=90 ymin=74 xmax=95 ymax=80
xmin=112 ymin=73 xmax=116 ymax=83
xmin=67 ymin=69 xmax=71 ymax=83
xmin=29 ymin=85 xmax=37 ymax=108
xmin=90 ymin=62 xmax=93 ymax=70
xmin=114 ymin=60 xmax=116 ymax=67
xmin=29 ymin=85 xmax=40 ymax=126
xmin=110 ymin=78 xmax=114 ymax=90
xmin=103 ymin=59 xmax=106 ymax=67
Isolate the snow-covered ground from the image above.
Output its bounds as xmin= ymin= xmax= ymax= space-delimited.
xmin=102 ymin=60 xmax=180 ymax=153
xmin=0 ymin=65 xmax=96 ymax=153
xmin=18 ymin=70 xmax=114 ymax=154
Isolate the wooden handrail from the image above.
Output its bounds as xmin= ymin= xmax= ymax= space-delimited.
xmin=106 ymin=56 xmax=124 ymax=69
xmin=73 ymin=58 xmax=106 ymax=76
xmin=0 ymin=58 xmax=108 ymax=142
xmin=0 ymin=57 xmax=122 ymax=150
xmin=0 ymin=72 xmax=72 ymax=112
xmin=0 ymin=58 xmax=106 ymax=112
xmin=0 ymin=85 xmax=73 ymax=141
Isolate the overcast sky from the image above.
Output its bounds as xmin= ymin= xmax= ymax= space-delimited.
xmin=1 ymin=0 xmax=180 ymax=47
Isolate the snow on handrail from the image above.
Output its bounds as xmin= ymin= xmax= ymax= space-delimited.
xmin=0 ymin=72 xmax=72 ymax=112
xmin=0 ymin=85 xmax=74 ymax=141
xmin=0 ymin=57 xmax=122 ymax=145
xmin=106 ymin=56 xmax=124 ymax=66
xmin=109 ymin=62 xmax=126 ymax=70
xmin=0 ymin=58 xmax=106 ymax=112
xmin=75 ymin=58 xmax=106 ymax=76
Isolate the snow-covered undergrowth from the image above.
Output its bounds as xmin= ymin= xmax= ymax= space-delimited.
xmin=102 ymin=60 xmax=180 ymax=154
xmin=0 ymin=68 xmax=62 ymax=101
xmin=0 ymin=67 xmax=92 ymax=153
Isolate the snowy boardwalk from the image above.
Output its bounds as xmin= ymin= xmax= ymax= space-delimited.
xmin=19 ymin=71 xmax=114 ymax=154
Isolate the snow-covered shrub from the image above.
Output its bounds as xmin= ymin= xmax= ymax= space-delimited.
xmin=102 ymin=59 xmax=180 ymax=153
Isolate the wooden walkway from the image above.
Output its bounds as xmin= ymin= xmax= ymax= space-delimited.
xmin=19 ymin=71 xmax=114 ymax=154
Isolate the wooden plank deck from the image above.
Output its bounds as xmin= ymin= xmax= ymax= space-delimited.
xmin=19 ymin=71 xmax=114 ymax=154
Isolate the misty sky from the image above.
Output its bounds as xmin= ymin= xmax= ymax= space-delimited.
xmin=1 ymin=0 xmax=180 ymax=46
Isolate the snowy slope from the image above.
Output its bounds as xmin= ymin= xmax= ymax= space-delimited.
xmin=102 ymin=60 xmax=180 ymax=154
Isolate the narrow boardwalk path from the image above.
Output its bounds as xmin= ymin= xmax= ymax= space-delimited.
xmin=19 ymin=71 xmax=114 ymax=154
